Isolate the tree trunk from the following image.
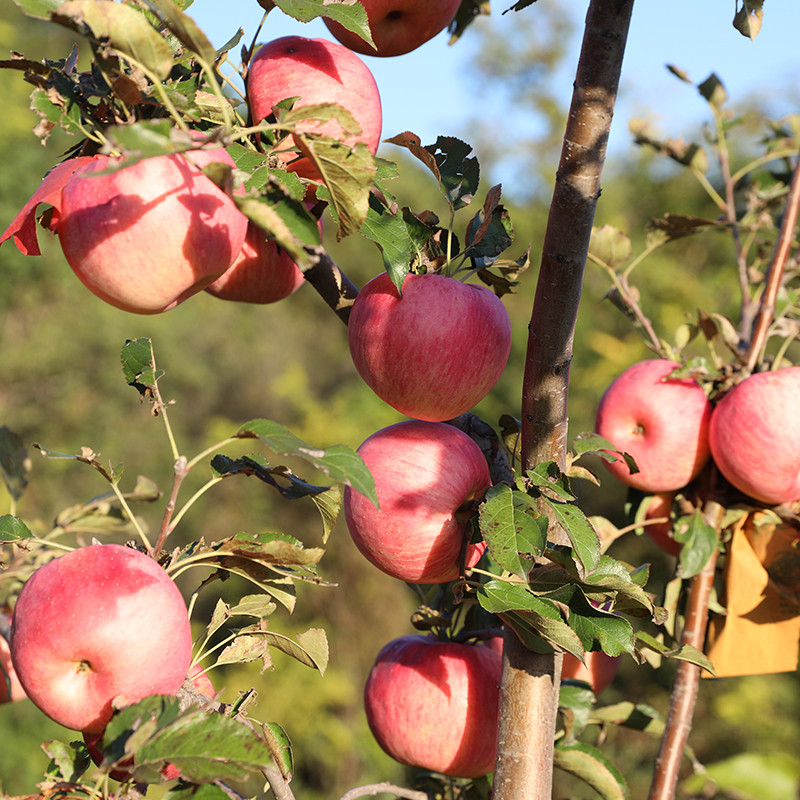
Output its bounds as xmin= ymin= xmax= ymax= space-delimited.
xmin=493 ymin=1 xmax=635 ymax=797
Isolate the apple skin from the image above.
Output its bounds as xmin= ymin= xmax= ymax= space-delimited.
xmin=83 ymin=662 xmax=215 ymax=782
xmin=205 ymin=217 xmax=319 ymax=303
xmin=247 ymin=36 xmax=382 ymax=181
xmin=344 ymin=420 xmax=491 ymax=584
xmin=595 ymin=359 xmax=713 ymax=493
xmin=323 ymin=0 xmax=462 ymax=57
xmin=57 ymin=150 xmax=248 ymax=314
xmin=642 ymin=491 xmax=682 ymax=556
xmin=348 ymin=272 xmax=512 ymax=422
xmin=10 ymin=544 xmax=193 ymax=733
xmin=0 ymin=614 xmax=25 ymax=703
xmin=561 ymin=652 xmax=620 ymax=695
xmin=709 ymin=367 xmax=800 ymax=505
xmin=364 ymin=634 xmax=502 ymax=778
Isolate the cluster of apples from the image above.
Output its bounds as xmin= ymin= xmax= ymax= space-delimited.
xmin=4 ymin=544 xmax=211 ymax=781
xmin=344 ymin=311 xmax=510 ymax=777
xmin=595 ymin=358 xmax=800 ymax=553
xmin=0 ymin=26 xmax=385 ymax=314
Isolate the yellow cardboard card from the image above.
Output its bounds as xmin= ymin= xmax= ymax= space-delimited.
xmin=704 ymin=513 xmax=800 ymax=678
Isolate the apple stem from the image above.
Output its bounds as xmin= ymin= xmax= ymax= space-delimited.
xmin=494 ymin=2 xmax=634 ymax=799
xmin=647 ymin=498 xmax=724 ymax=800
xmin=743 ymin=145 xmax=800 ymax=373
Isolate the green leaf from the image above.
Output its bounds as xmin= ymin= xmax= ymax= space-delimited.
xmin=53 ymin=1 xmax=174 ymax=80
xmin=564 ymin=596 xmax=634 ymax=657
xmin=572 ymin=431 xmax=624 ymax=459
xmin=273 ymin=0 xmax=373 ymax=49
xmin=218 ymin=530 xmax=325 ymax=568
xmin=229 ymin=594 xmax=279 ymax=619
xmin=0 ymin=427 xmax=30 ymax=502
xmin=41 ymin=739 xmax=91 ymax=782
xmin=204 ymin=560 xmax=298 ymax=611
xmin=478 ymin=484 xmax=547 ymax=579
xmin=211 ymin=454 xmax=332 ymax=500
xmin=526 ymin=461 xmax=576 ymax=501
xmin=235 ymin=188 xmax=321 ymax=268
xmin=310 ymin=485 xmax=342 ymax=544
xmin=635 ymin=631 xmax=716 ymax=674
xmin=216 ymin=623 xmax=328 ymax=675
xmin=681 ymin=752 xmax=800 ymax=800
xmin=478 ymin=580 xmax=585 ymax=659
xmin=103 ymin=120 xmax=177 ymax=160
xmin=358 ymin=199 xmax=434 ymax=291
xmin=529 ymin=555 xmax=653 ymax=619
xmin=0 ymin=514 xmax=33 ymax=541
xmin=541 ymin=497 xmax=601 ymax=574
xmin=142 ymin=0 xmax=218 ymax=63
xmin=134 ymin=706 xmax=277 ymax=785
xmin=235 ymin=419 xmax=377 ymax=505
xmin=675 ymin=509 xmax=719 ymax=578
xmin=554 ymin=742 xmax=629 ymax=800
xmin=589 ymin=224 xmax=632 ymax=268
xmin=465 ymin=186 xmax=514 ymax=264
xmin=297 ymin=136 xmax=377 ymax=239
xmin=263 ymin=720 xmax=293 ymax=779
xmin=120 ymin=338 xmax=164 ymax=395
xmin=589 ymin=701 xmax=666 ymax=736
xmin=13 ymin=0 xmax=62 ymax=19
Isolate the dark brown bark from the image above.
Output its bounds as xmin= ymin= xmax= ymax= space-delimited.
xmin=493 ymin=2 xmax=635 ymax=798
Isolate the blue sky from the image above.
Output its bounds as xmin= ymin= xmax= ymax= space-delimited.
xmin=189 ymin=1 xmax=799 ymax=185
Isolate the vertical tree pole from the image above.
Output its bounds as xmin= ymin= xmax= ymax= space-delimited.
xmin=492 ymin=2 xmax=635 ymax=798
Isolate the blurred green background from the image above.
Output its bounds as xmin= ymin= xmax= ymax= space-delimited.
xmin=0 ymin=4 xmax=798 ymax=800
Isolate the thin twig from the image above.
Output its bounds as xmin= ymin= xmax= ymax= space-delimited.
xmin=744 ymin=146 xmax=800 ymax=372
xmin=337 ymin=782 xmax=429 ymax=800
xmin=647 ymin=496 xmax=724 ymax=800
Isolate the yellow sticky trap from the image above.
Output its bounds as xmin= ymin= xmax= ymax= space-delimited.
xmin=705 ymin=512 xmax=800 ymax=677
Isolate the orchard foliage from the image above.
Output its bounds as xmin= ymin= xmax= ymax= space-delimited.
xmin=0 ymin=1 xmax=798 ymax=800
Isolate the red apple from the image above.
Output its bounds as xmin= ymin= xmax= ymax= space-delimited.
xmin=57 ymin=150 xmax=248 ymax=314
xmin=10 ymin=544 xmax=193 ymax=733
xmin=642 ymin=491 xmax=682 ymax=556
xmin=0 ymin=614 xmax=25 ymax=703
xmin=561 ymin=651 xmax=620 ymax=695
xmin=348 ymin=272 xmax=512 ymax=422
xmin=364 ymin=634 xmax=502 ymax=778
xmin=246 ymin=36 xmax=382 ymax=181
xmin=709 ymin=367 xmax=800 ymax=505
xmin=595 ymin=359 xmax=713 ymax=493
xmin=83 ymin=662 xmax=215 ymax=782
xmin=205 ymin=216 xmax=319 ymax=303
xmin=323 ymin=0 xmax=462 ymax=57
xmin=343 ymin=420 xmax=491 ymax=584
